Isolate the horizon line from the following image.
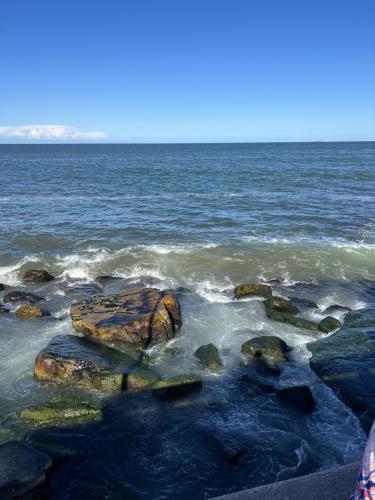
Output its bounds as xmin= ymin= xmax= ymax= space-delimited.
xmin=0 ymin=140 xmax=374 ymax=145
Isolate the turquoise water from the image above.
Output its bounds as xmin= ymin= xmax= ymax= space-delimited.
xmin=0 ymin=142 xmax=374 ymax=498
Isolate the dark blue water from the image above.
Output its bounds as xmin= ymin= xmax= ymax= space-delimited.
xmin=0 ymin=142 xmax=374 ymax=498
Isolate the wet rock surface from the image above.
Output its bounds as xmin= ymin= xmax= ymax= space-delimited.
xmin=21 ymin=400 xmax=102 ymax=427
xmin=234 ymin=283 xmax=272 ymax=299
xmin=0 ymin=305 xmax=9 ymax=314
xmin=0 ymin=283 xmax=9 ymax=291
xmin=34 ymin=334 xmax=141 ymax=391
xmin=194 ymin=343 xmax=223 ymax=371
xmin=323 ymin=304 xmax=352 ymax=314
xmin=152 ymin=375 xmax=202 ymax=398
xmin=70 ymin=288 xmax=182 ymax=346
xmin=23 ymin=269 xmax=55 ymax=283
xmin=16 ymin=305 xmax=50 ymax=319
xmin=3 ymin=290 xmax=45 ymax=304
xmin=0 ymin=441 xmax=52 ymax=498
xmin=241 ymin=336 xmax=289 ymax=364
xmin=264 ymin=296 xmax=299 ymax=315
xmin=319 ymin=316 xmax=342 ymax=333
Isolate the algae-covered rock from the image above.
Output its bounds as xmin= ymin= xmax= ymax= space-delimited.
xmin=16 ymin=304 xmax=50 ymax=319
xmin=23 ymin=269 xmax=55 ymax=283
xmin=266 ymin=308 xmax=320 ymax=332
xmin=319 ymin=315 xmax=342 ymax=333
xmin=126 ymin=367 xmax=159 ymax=391
xmin=276 ymin=386 xmax=315 ymax=413
xmin=0 ymin=441 xmax=52 ymax=499
xmin=264 ymin=296 xmax=299 ymax=315
xmin=234 ymin=283 xmax=272 ymax=299
xmin=34 ymin=335 xmax=141 ymax=391
xmin=194 ymin=343 xmax=223 ymax=371
xmin=241 ymin=336 xmax=289 ymax=364
xmin=70 ymin=288 xmax=182 ymax=346
xmin=21 ymin=401 xmax=102 ymax=426
xmin=153 ymin=375 xmax=202 ymax=398
xmin=3 ymin=290 xmax=44 ymax=304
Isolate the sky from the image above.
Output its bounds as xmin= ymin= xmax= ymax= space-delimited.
xmin=0 ymin=0 xmax=374 ymax=143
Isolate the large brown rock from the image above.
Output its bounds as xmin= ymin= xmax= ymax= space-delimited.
xmin=22 ymin=269 xmax=55 ymax=282
xmin=70 ymin=288 xmax=182 ymax=346
xmin=16 ymin=305 xmax=49 ymax=319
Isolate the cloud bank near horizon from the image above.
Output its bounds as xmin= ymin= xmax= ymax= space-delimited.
xmin=0 ymin=124 xmax=108 ymax=141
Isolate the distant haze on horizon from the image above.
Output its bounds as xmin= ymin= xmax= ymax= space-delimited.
xmin=1 ymin=0 xmax=374 ymax=143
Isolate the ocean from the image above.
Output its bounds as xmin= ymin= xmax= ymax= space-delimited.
xmin=0 ymin=142 xmax=374 ymax=498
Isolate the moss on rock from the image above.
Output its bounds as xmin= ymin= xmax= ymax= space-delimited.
xmin=234 ymin=283 xmax=272 ymax=299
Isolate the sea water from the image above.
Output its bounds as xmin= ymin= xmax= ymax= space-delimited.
xmin=0 ymin=142 xmax=374 ymax=498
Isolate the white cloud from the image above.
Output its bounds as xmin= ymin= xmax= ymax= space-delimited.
xmin=0 ymin=124 xmax=108 ymax=141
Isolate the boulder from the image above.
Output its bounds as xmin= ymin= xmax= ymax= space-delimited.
xmin=15 ymin=305 xmax=50 ymax=319
xmin=266 ymin=308 xmax=320 ymax=332
xmin=0 ymin=305 xmax=9 ymax=314
xmin=21 ymin=401 xmax=102 ymax=427
xmin=323 ymin=304 xmax=352 ymax=314
xmin=276 ymin=386 xmax=315 ymax=413
xmin=70 ymin=288 xmax=182 ymax=347
xmin=3 ymin=290 xmax=44 ymax=304
xmin=319 ymin=316 xmax=342 ymax=333
xmin=234 ymin=283 xmax=272 ymax=299
xmin=152 ymin=375 xmax=202 ymax=398
xmin=94 ymin=275 xmax=123 ymax=286
xmin=126 ymin=367 xmax=159 ymax=391
xmin=241 ymin=336 xmax=289 ymax=364
xmin=22 ymin=269 xmax=55 ymax=283
xmin=0 ymin=283 xmax=9 ymax=291
xmin=264 ymin=296 xmax=299 ymax=315
xmin=0 ymin=441 xmax=52 ymax=498
xmin=194 ymin=343 xmax=223 ymax=371
xmin=34 ymin=334 xmax=142 ymax=391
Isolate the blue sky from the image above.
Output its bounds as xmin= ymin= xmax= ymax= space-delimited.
xmin=0 ymin=0 xmax=374 ymax=142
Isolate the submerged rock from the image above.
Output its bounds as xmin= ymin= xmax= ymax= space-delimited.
xmin=21 ymin=401 xmax=102 ymax=427
xmin=194 ymin=343 xmax=223 ymax=371
xmin=70 ymin=288 xmax=182 ymax=347
xmin=288 ymin=297 xmax=318 ymax=310
xmin=323 ymin=304 xmax=352 ymax=314
xmin=65 ymin=283 xmax=103 ymax=296
xmin=264 ymin=296 xmax=299 ymax=315
xmin=308 ymin=314 xmax=375 ymax=433
xmin=3 ymin=290 xmax=44 ymax=304
xmin=15 ymin=305 xmax=50 ymax=319
xmin=266 ymin=307 xmax=320 ymax=332
xmin=234 ymin=283 xmax=272 ymax=299
xmin=0 ymin=305 xmax=9 ymax=314
xmin=34 ymin=335 xmax=141 ymax=391
xmin=0 ymin=441 xmax=52 ymax=498
xmin=241 ymin=336 xmax=289 ymax=364
xmin=94 ymin=275 xmax=123 ymax=286
xmin=276 ymin=386 xmax=315 ymax=413
xmin=152 ymin=375 xmax=202 ymax=398
xmin=319 ymin=316 xmax=342 ymax=333
xmin=0 ymin=283 xmax=9 ymax=291
xmin=23 ymin=269 xmax=55 ymax=283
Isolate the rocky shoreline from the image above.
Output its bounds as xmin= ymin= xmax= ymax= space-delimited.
xmin=0 ymin=269 xmax=372 ymax=498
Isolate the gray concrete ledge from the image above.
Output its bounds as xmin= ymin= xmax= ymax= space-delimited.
xmin=213 ymin=462 xmax=359 ymax=500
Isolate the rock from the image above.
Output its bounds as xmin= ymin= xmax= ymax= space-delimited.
xmin=125 ymin=367 xmax=159 ymax=391
xmin=264 ymin=296 xmax=299 ymax=315
xmin=152 ymin=375 xmax=202 ymax=398
xmin=70 ymin=288 xmax=182 ymax=347
xmin=266 ymin=308 xmax=320 ymax=332
xmin=34 ymin=334 xmax=141 ymax=391
xmin=308 ymin=313 xmax=375 ymax=433
xmin=0 ymin=441 xmax=52 ymax=498
xmin=276 ymin=386 xmax=315 ymax=413
xmin=267 ymin=279 xmax=282 ymax=285
xmin=21 ymin=401 xmax=102 ymax=427
xmin=0 ymin=305 xmax=9 ymax=314
xmin=15 ymin=305 xmax=50 ymax=319
xmin=0 ymin=283 xmax=9 ymax=291
xmin=319 ymin=316 xmax=342 ymax=333
xmin=288 ymin=297 xmax=318 ymax=309
xmin=65 ymin=283 xmax=103 ymax=296
xmin=241 ymin=336 xmax=289 ymax=364
xmin=22 ymin=269 xmax=55 ymax=283
xmin=3 ymin=290 xmax=44 ymax=304
xmin=234 ymin=283 xmax=272 ymax=299
xmin=94 ymin=275 xmax=123 ymax=286
xmin=194 ymin=343 xmax=223 ymax=371
xmin=323 ymin=304 xmax=352 ymax=314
